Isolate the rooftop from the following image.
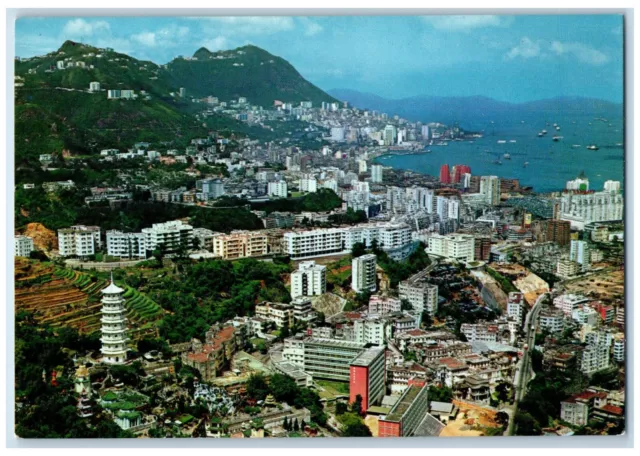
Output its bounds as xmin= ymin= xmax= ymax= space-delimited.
xmin=350 ymin=346 xmax=385 ymax=367
xmin=384 ymin=384 xmax=424 ymax=423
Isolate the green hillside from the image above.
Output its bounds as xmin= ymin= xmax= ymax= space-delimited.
xmin=166 ymin=45 xmax=338 ymax=107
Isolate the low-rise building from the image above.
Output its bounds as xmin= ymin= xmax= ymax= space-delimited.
xmin=58 ymin=225 xmax=101 ymax=257
xmin=254 ymin=302 xmax=294 ymax=328
xmin=14 ymin=235 xmax=34 ymax=257
xmin=290 ymin=260 xmax=326 ymax=298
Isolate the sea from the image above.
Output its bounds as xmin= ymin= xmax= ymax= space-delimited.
xmin=375 ymin=112 xmax=625 ymax=194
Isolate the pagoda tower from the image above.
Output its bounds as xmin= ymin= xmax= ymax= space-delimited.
xmin=100 ymin=274 xmax=129 ymax=364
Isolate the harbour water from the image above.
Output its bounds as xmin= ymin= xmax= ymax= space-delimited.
xmin=375 ymin=112 xmax=624 ymax=193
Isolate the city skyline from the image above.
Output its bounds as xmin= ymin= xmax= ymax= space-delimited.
xmin=16 ymin=15 xmax=624 ymax=103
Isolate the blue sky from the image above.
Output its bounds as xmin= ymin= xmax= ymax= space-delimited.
xmin=15 ymin=15 xmax=624 ymax=103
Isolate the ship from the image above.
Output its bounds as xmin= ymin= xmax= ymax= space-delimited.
xmin=503 ymin=153 xmax=511 ymax=159
xmin=552 ymin=135 xmax=563 ymax=142
xmin=586 ymin=145 xmax=599 ymax=150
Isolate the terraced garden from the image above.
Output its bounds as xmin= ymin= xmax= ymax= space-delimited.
xmin=14 ymin=259 xmax=164 ymax=340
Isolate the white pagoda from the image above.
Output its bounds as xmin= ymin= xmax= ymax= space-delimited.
xmin=100 ymin=273 xmax=129 ymax=364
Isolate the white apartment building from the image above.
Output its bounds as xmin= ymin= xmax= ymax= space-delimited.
xmin=398 ymin=281 xmax=438 ymax=314
xmin=290 ymin=261 xmax=327 ymax=298
xmin=556 ymin=258 xmax=581 ymax=278
xmin=368 ymin=295 xmax=402 ymax=315
xmin=254 ymin=302 xmax=294 ymax=328
xmin=506 ymin=292 xmax=525 ymax=325
xmin=560 ymin=191 xmax=624 ymax=230
xmin=603 ymin=180 xmax=621 ymax=194
xmin=14 ymin=235 xmax=34 ymax=257
xmin=371 ymin=164 xmax=383 ymax=183
xmin=299 ymin=175 xmax=318 ymax=193
xmin=141 ymin=220 xmax=193 ymax=254
xmin=539 ymin=307 xmax=565 ymax=333
xmin=613 ymin=336 xmax=624 ymax=362
xmin=353 ymin=318 xmax=391 ymax=346
xmin=283 ymin=222 xmax=412 ymax=260
xmin=268 ymin=180 xmax=288 ymax=198
xmin=89 ymin=81 xmax=101 ymax=92
xmin=560 ymin=399 xmax=590 ymax=427
xmin=554 ymin=294 xmax=590 ymax=317
xmin=580 ymin=343 xmax=611 ymax=375
xmin=570 ymin=240 xmax=591 ymax=272
xmin=291 ymin=297 xmax=316 ymax=322
xmin=426 ymin=233 xmax=475 ymax=263
xmin=58 ymin=225 xmax=101 ymax=257
xmin=106 ymin=231 xmax=147 ymax=259
xmin=460 ymin=323 xmax=498 ymax=343
xmin=572 ymin=306 xmax=601 ymax=327
xmin=352 ymin=254 xmax=377 ymax=293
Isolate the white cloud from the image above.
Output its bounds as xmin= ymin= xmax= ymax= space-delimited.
xmin=131 ymin=31 xmax=157 ymax=47
xmin=189 ymin=16 xmax=294 ymax=35
xmin=505 ymin=37 xmax=541 ymax=60
xmin=422 ymin=15 xmax=506 ymax=31
xmin=62 ymin=19 xmax=110 ymax=38
xmin=202 ymin=36 xmax=229 ymax=51
xmin=300 ymin=18 xmax=323 ymax=36
xmin=550 ymin=41 xmax=610 ymax=66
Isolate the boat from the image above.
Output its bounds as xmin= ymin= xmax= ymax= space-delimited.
xmin=503 ymin=153 xmax=511 ymax=159
xmin=425 ymin=149 xmax=432 ymax=153
xmin=552 ymin=135 xmax=563 ymax=141
xmin=586 ymin=145 xmax=599 ymax=150
xmin=537 ymin=132 xmax=544 ymax=137
xmin=572 ymin=144 xmax=581 ymax=148
xmin=616 ymin=143 xmax=623 ymax=147
xmin=541 ymin=129 xmax=548 ymax=134
xmin=509 ymin=140 xmax=517 ymax=143
xmin=555 ymin=126 xmax=561 ymax=131
xmin=523 ymin=161 xmax=529 ymax=167
xmin=497 ymin=140 xmax=507 ymax=144
xmin=492 ymin=159 xmax=502 ymax=165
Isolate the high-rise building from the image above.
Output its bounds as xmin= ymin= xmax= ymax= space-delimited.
xmin=198 ymin=179 xmax=225 ymax=200
xmin=451 ymin=165 xmax=471 ymax=184
xmin=100 ymin=275 xmax=129 ymax=364
xmin=507 ymin=292 xmax=525 ymax=325
xmin=14 ymin=235 xmax=34 ymax=257
xmin=371 ymin=164 xmax=384 ymax=183
xmin=474 ymin=236 xmax=491 ymax=261
xmin=547 ymin=220 xmax=571 ymax=246
xmin=439 ymin=164 xmax=451 ymax=184
xmin=299 ymin=175 xmax=318 ymax=193
xmin=570 ymin=240 xmax=591 ymax=272
xmin=480 ymin=176 xmax=501 ymax=205
xmin=291 ymin=261 xmax=327 ymax=298
xmin=352 ymin=254 xmax=377 ymax=293
xmin=383 ymin=125 xmax=397 ymax=146
xmin=268 ymin=180 xmax=288 ymax=198
xmin=349 ymin=346 xmax=386 ymax=413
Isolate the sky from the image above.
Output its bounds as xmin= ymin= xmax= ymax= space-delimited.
xmin=15 ymin=15 xmax=624 ymax=103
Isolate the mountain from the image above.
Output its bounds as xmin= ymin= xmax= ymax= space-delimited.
xmin=329 ymin=89 xmax=623 ymax=126
xmin=14 ymin=41 xmax=283 ymax=166
xmin=166 ymin=45 xmax=339 ymax=107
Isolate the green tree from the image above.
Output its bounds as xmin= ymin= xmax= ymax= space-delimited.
xmin=351 ymin=242 xmax=367 ymax=259
xmin=351 ymin=394 xmax=364 ymax=416
xmin=246 ymin=373 xmax=270 ymax=401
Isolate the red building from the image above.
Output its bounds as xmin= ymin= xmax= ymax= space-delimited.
xmin=349 ymin=347 xmax=386 ymax=413
xmin=452 ymin=165 xmax=471 ymax=184
xmin=439 ymin=164 xmax=451 ymax=184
